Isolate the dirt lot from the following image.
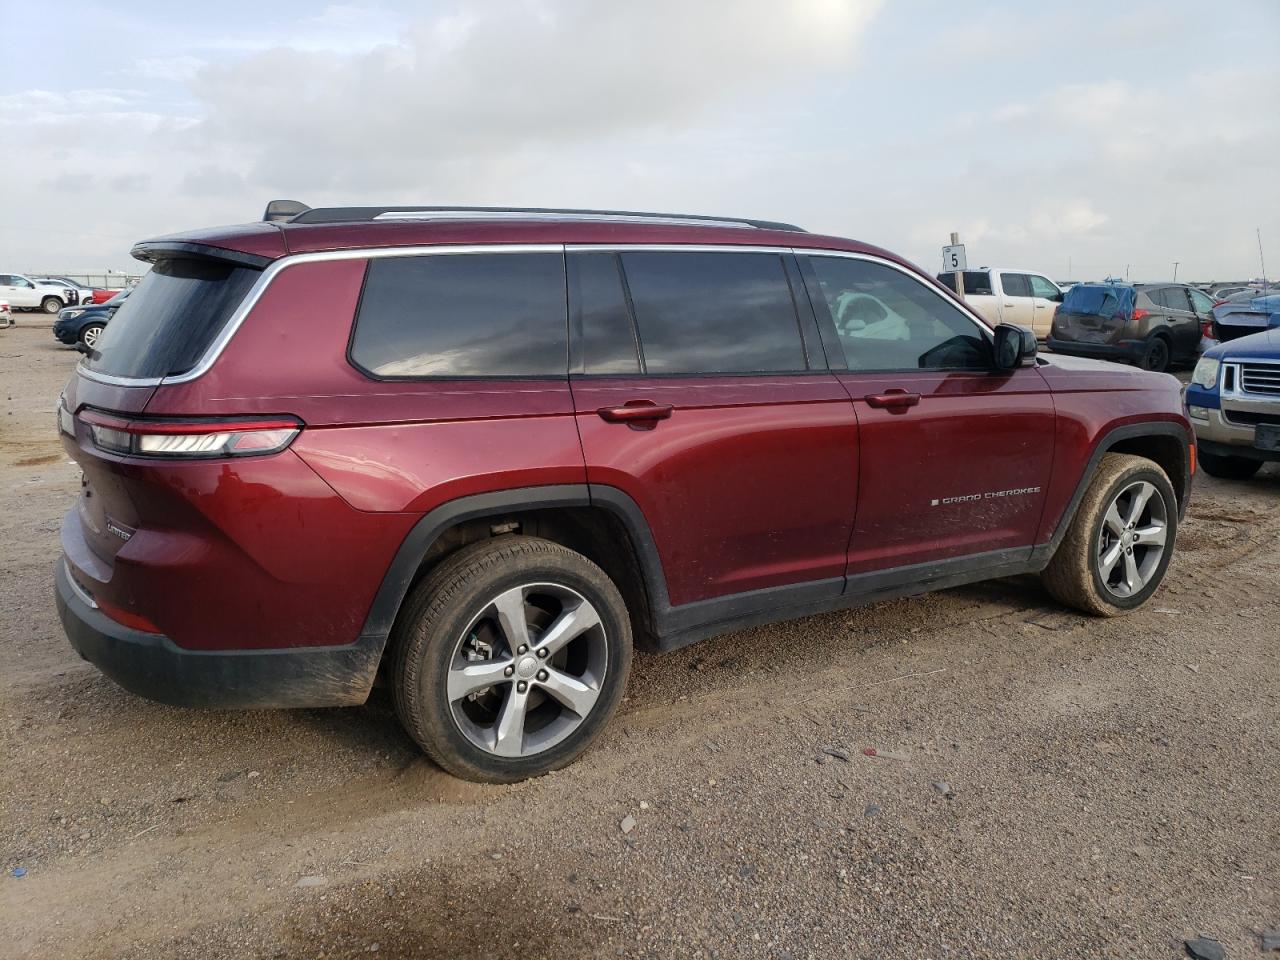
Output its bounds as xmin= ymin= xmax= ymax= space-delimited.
xmin=1 ymin=323 xmax=1277 ymax=959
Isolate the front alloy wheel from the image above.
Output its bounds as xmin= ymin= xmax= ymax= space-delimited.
xmin=1095 ymin=480 xmax=1168 ymax=599
xmin=1042 ymin=453 xmax=1178 ymax=616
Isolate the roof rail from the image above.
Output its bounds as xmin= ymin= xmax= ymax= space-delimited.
xmin=278 ymin=204 xmax=806 ymax=232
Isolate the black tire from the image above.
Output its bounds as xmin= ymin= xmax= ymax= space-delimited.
xmin=1198 ymin=450 xmax=1263 ymax=480
xmin=79 ymin=323 xmax=104 ymax=349
xmin=391 ymin=535 xmax=633 ymax=783
xmin=1138 ymin=335 xmax=1170 ymax=372
xmin=41 ymin=296 xmax=64 ymax=315
xmin=1041 ymin=453 xmax=1178 ymax=616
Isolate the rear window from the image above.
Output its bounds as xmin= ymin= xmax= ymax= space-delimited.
xmin=1061 ymin=284 xmax=1137 ymax=318
xmin=935 ymin=271 xmax=993 ymax=296
xmin=619 ymin=252 xmax=807 ymax=374
xmin=350 ymin=253 xmax=567 ymax=378
xmin=85 ymin=259 xmax=259 ymax=379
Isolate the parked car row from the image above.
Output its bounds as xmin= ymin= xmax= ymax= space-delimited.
xmin=0 ymin=274 xmax=80 ymax=314
xmin=1186 ymin=326 xmax=1280 ymax=479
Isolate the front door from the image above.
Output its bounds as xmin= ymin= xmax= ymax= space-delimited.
xmin=798 ymin=254 xmax=1056 ymax=576
xmin=1027 ymin=274 xmax=1063 ymax=339
xmin=1152 ymin=287 xmax=1201 ymax=361
xmin=568 ymin=249 xmax=859 ymax=608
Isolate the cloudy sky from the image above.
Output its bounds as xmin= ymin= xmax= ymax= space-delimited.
xmin=3 ymin=0 xmax=1277 ymax=281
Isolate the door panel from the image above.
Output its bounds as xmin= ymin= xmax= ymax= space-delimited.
xmin=799 ymin=254 xmax=1056 ymax=575
xmin=572 ymin=376 xmax=858 ymax=605
xmin=1028 ymin=275 xmax=1061 ymax=339
xmin=837 ymin=368 xmax=1055 ymax=573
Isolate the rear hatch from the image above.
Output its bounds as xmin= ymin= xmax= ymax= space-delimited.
xmin=1213 ymin=294 xmax=1280 ymax=342
xmin=61 ymin=256 xmax=264 ymax=573
xmin=1052 ymin=283 xmax=1137 ymax=344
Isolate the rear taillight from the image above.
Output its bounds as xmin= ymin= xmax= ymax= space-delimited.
xmin=78 ymin=410 xmax=301 ymax=459
xmin=1200 ymin=319 xmax=1215 ymax=339
xmin=1131 ymin=308 xmax=1149 ymax=321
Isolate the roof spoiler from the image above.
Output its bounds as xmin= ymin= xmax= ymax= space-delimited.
xmin=263 ymin=200 xmax=312 ymax=223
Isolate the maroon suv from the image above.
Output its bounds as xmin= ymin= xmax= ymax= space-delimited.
xmin=55 ymin=204 xmax=1194 ymax=782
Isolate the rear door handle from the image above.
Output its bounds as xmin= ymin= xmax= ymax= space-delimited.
xmin=597 ymin=401 xmax=674 ymax=424
xmin=864 ymin=390 xmax=921 ymax=410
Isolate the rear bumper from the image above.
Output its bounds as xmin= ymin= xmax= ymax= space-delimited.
xmin=55 ymin=560 xmax=382 ymax=709
xmin=1045 ymin=337 xmax=1143 ymax=363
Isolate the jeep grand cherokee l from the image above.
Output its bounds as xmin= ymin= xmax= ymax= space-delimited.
xmin=55 ymin=203 xmax=1194 ymax=783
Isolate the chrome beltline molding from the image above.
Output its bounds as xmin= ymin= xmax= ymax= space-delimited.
xmin=77 ymin=241 xmax=993 ymax=389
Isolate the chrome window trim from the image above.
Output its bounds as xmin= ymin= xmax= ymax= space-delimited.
xmin=77 ymin=244 xmax=563 ymax=388
xmin=77 ymin=241 xmax=991 ymax=389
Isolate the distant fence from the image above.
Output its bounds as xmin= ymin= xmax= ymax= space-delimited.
xmin=27 ymin=273 xmax=146 ymax=289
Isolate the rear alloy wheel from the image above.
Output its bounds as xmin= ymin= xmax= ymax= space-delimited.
xmin=1042 ymin=453 xmax=1177 ymax=616
xmin=392 ymin=536 xmax=632 ymax=783
xmin=1139 ymin=336 xmax=1170 ymax=372
xmin=80 ymin=324 xmax=104 ymax=349
xmin=42 ymin=296 xmax=64 ymax=315
xmin=1198 ymin=450 xmax=1262 ymax=480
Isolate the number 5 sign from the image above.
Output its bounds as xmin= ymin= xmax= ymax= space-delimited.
xmin=942 ymin=244 xmax=967 ymax=272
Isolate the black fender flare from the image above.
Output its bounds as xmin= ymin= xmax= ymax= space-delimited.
xmin=1030 ymin=420 xmax=1192 ymax=567
xmin=357 ymin=483 xmax=671 ymax=648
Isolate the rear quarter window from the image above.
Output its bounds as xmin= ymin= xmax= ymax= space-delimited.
xmin=85 ymin=258 xmax=259 ymax=379
xmin=350 ymin=253 xmax=567 ymax=378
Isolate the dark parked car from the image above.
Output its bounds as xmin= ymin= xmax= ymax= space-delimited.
xmin=53 ymin=289 xmax=130 ymax=348
xmin=55 ymin=203 xmax=1193 ymax=783
xmin=1047 ymin=282 xmax=1216 ymax=372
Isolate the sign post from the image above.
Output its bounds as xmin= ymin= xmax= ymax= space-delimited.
xmin=943 ymin=233 xmax=966 ymax=299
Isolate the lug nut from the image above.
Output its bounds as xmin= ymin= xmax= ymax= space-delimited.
xmin=503 ymin=665 xmax=514 ymax=677
xmin=536 ymin=669 xmax=548 ymax=682
xmin=536 ymin=647 xmax=549 ymax=659
xmin=517 ymin=680 xmax=528 ymax=693
xmin=517 ymin=644 xmax=528 ymax=655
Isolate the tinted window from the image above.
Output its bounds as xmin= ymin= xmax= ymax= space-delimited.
xmin=1029 ymin=275 xmax=1061 ymax=300
xmin=1161 ymin=287 xmax=1191 ymax=312
xmin=808 ymin=256 xmax=989 ymax=371
xmin=85 ymin=258 xmax=260 ymax=379
xmin=567 ymin=253 xmax=640 ymax=375
xmin=620 ymin=252 xmax=806 ymax=374
xmin=352 ymin=253 xmax=567 ymax=378
xmin=1000 ymin=273 xmax=1032 ymax=297
xmin=935 ymin=271 xmax=993 ymax=295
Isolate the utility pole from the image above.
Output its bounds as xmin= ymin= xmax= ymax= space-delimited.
xmin=951 ymin=232 xmax=965 ymax=299
xmin=1126 ymin=264 xmax=1131 ymax=281
xmin=1259 ymin=228 xmax=1269 ymax=294
xmin=1173 ymin=261 xmax=1179 ymax=282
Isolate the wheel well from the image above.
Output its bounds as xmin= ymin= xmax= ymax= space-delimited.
xmin=1107 ymin=434 xmax=1187 ymax=508
xmin=403 ymin=505 xmax=658 ymax=650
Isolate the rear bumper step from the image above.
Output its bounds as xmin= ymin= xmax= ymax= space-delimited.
xmin=55 ymin=560 xmax=382 ymax=709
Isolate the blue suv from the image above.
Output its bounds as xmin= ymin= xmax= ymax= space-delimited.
xmin=1185 ymin=327 xmax=1280 ymax=479
xmin=53 ymin=289 xmax=130 ymax=349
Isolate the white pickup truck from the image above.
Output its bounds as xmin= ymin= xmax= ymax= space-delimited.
xmin=936 ymin=268 xmax=1065 ymax=339
xmin=0 ymin=274 xmax=77 ymax=314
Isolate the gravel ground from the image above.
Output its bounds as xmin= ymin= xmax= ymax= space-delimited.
xmin=1 ymin=324 xmax=1277 ymax=959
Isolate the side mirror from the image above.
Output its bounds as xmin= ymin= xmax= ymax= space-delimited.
xmin=992 ymin=323 xmax=1036 ymax=370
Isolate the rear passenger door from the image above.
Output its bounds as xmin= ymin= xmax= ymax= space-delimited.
xmin=1151 ymin=287 xmax=1200 ymax=361
xmin=797 ymin=254 xmax=1055 ymax=577
xmin=997 ymin=272 xmax=1036 ymax=329
xmin=568 ymin=248 xmax=858 ymax=609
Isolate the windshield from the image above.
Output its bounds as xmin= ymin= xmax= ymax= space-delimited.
xmin=84 ymin=258 xmax=259 ymax=379
xmin=1061 ymin=283 xmax=1137 ymax=318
